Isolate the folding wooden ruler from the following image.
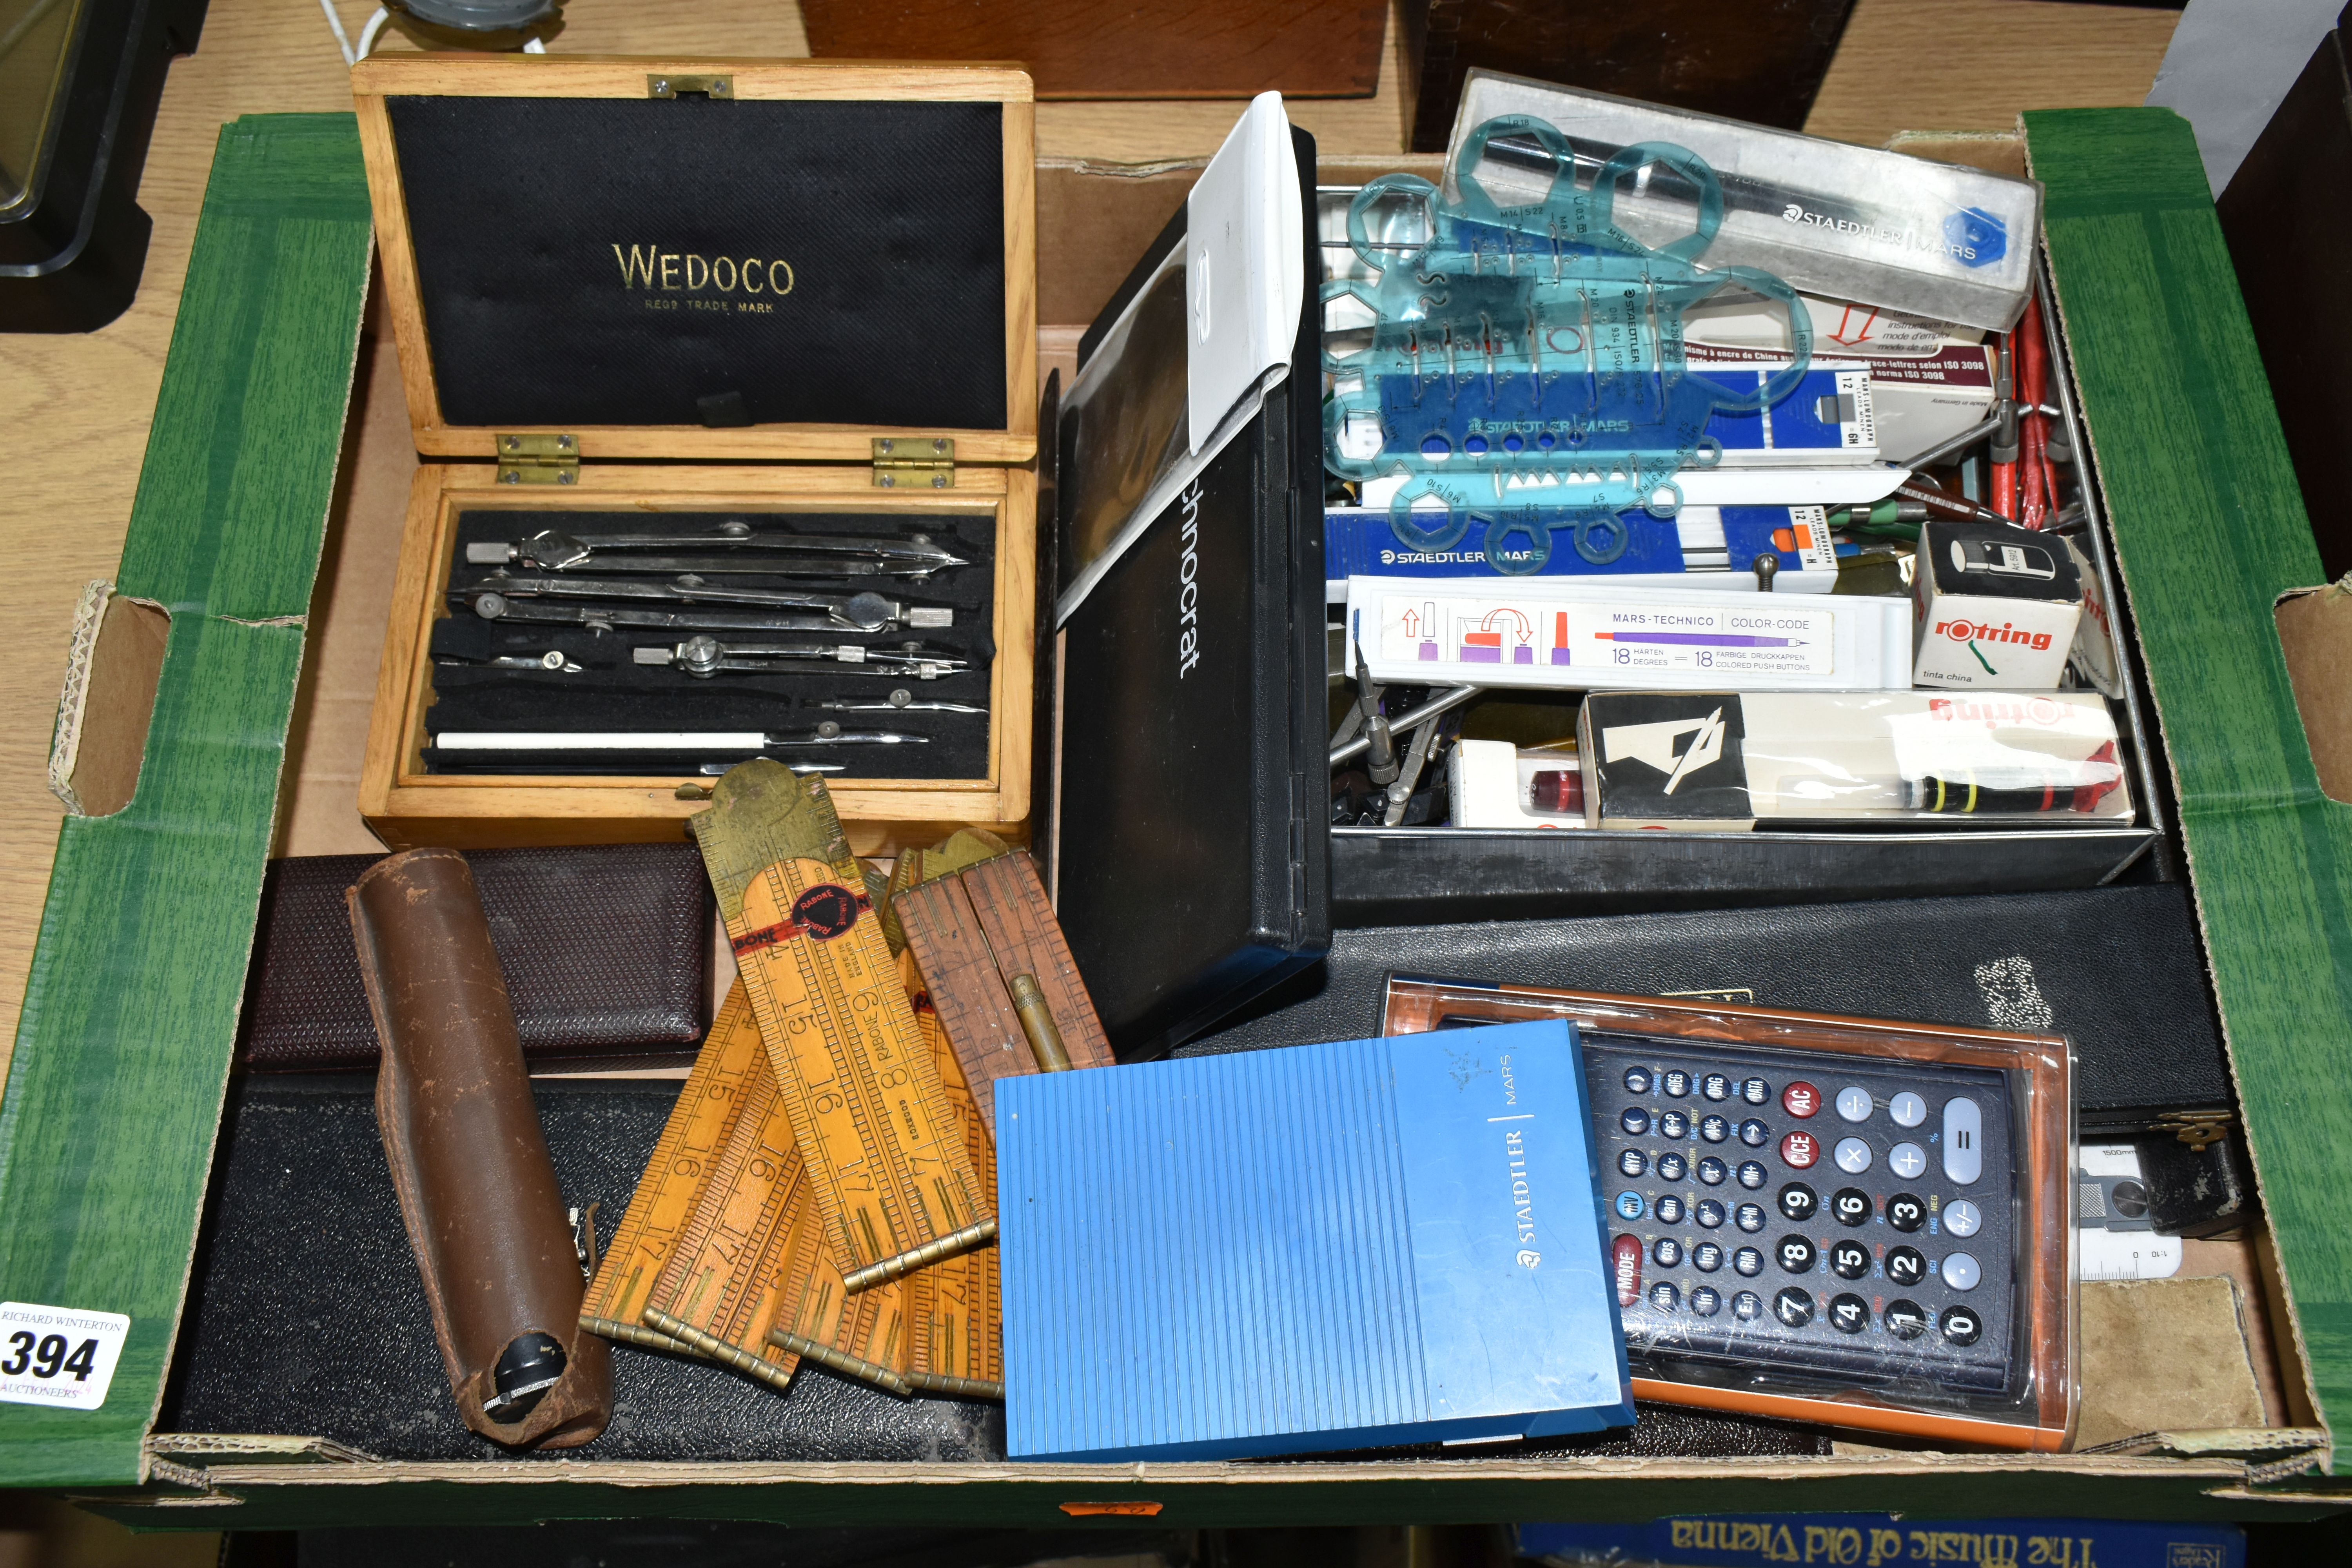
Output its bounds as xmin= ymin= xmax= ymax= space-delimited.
xmin=580 ymin=976 xmax=918 ymax=1394
xmin=641 ymin=1048 xmax=913 ymax=1398
xmin=899 ymin=946 xmax=1002 ymax=1398
xmin=636 ymin=953 xmax=1005 ymax=1400
xmin=895 ymin=848 xmax=1114 ymax=1140
xmin=692 ymin=761 xmax=992 ymax=1292
xmin=579 ymin=980 xmax=766 ymax=1356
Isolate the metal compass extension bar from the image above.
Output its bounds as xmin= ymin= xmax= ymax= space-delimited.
xmin=633 ymin=636 xmax=970 ymax=681
xmin=465 ymin=573 xmax=954 ymax=631
xmin=463 ymin=586 xmax=950 ymax=636
xmin=465 ymin=526 xmax=969 ymax=580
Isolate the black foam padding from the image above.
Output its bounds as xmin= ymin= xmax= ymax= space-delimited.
xmin=385 ymin=96 xmax=1007 ymax=432
xmin=427 ymin=509 xmax=994 ymax=780
xmin=158 ymin=1076 xmax=1003 ymax=1462
xmin=159 ymin=1075 xmax=1826 ymax=1463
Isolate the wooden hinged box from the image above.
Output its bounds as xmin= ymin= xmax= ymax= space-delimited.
xmin=352 ymin=56 xmax=1039 ymax=854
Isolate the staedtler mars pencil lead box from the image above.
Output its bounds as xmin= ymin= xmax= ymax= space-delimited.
xmin=998 ymin=1019 xmax=1632 ymax=1460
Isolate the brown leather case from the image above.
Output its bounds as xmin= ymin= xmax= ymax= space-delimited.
xmin=349 ymin=848 xmax=613 ymax=1450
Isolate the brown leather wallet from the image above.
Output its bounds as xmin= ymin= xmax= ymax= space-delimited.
xmin=350 ymin=848 xmax=613 ymax=1449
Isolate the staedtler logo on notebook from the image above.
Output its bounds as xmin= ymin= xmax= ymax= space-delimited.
xmin=1497 ymin=1052 xmax=1543 ymax=1268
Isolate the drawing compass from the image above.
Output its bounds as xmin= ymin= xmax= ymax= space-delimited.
xmin=463 ymin=584 xmax=949 ymax=636
xmin=633 ymin=637 xmax=970 ymax=681
xmin=465 ymin=525 xmax=969 ymax=580
xmin=432 ymin=649 xmax=583 ymax=673
xmin=465 ymin=573 xmax=954 ymax=631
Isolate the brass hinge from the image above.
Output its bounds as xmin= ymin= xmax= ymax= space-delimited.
xmin=872 ymin=437 xmax=955 ymax=489
xmin=496 ymin=433 xmax=580 ymax=485
xmin=2152 ymin=1109 xmax=2238 ymax=1151
xmin=648 ymin=74 xmax=733 ymax=99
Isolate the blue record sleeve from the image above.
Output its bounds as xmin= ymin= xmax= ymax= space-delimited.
xmin=998 ymin=1018 xmax=1632 ymax=1461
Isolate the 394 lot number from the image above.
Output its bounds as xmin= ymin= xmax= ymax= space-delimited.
xmin=4 ymin=1330 xmax=100 ymax=1382
xmin=0 ymin=1303 xmax=129 ymax=1411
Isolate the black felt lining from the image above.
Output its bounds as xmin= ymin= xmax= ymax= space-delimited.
xmin=425 ymin=509 xmax=995 ymax=780
xmin=385 ymin=96 xmax=1007 ymax=431
xmin=158 ymin=1076 xmax=1003 ymax=1462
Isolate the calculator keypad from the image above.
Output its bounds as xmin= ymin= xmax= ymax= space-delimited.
xmin=1587 ymin=1031 xmax=2018 ymax=1396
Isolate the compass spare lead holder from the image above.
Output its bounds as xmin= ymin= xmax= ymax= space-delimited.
xmin=352 ymin=56 xmax=1039 ymax=853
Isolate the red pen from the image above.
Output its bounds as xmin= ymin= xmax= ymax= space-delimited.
xmin=2016 ymin=293 xmax=2050 ymax=529
xmin=1989 ymin=340 xmax=2018 ymax=520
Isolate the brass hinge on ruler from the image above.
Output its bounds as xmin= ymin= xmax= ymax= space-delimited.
xmin=496 ymin=433 xmax=579 ymax=485
xmin=648 ymin=74 xmax=733 ymax=99
xmin=872 ymin=437 xmax=955 ymax=489
xmin=2152 ymin=1108 xmax=2237 ymax=1150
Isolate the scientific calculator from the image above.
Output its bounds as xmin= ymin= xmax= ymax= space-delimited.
xmin=1382 ymin=977 xmax=2075 ymax=1452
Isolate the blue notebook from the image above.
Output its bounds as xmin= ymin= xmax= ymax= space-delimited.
xmin=998 ymin=1020 xmax=1632 ymax=1461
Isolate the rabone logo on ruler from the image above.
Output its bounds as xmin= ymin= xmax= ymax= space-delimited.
xmin=690 ymin=761 xmax=993 ymax=1294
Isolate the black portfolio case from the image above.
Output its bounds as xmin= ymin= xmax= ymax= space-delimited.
xmin=1186 ymin=882 xmax=2235 ymax=1138
xmin=1049 ymin=127 xmax=1331 ymax=1060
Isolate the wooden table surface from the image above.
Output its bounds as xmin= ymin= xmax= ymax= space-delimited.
xmin=0 ymin=0 xmax=2181 ymax=1076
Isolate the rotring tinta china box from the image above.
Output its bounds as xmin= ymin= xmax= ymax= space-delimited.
xmin=1913 ymin=519 xmax=2083 ymax=690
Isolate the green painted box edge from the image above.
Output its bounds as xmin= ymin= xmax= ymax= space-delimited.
xmin=2025 ymin=105 xmax=2352 ymax=1473
xmin=0 ymin=113 xmax=373 ymax=1488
